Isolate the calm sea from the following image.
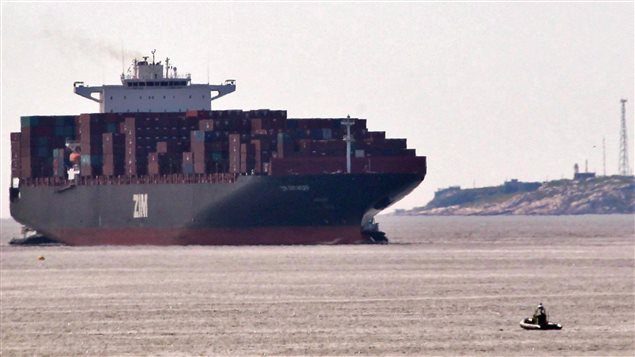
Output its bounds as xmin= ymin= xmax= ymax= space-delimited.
xmin=1 ymin=214 xmax=633 ymax=355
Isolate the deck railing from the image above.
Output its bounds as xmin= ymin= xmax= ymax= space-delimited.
xmin=19 ymin=173 xmax=240 ymax=187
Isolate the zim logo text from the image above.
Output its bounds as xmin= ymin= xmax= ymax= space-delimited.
xmin=133 ymin=193 xmax=148 ymax=218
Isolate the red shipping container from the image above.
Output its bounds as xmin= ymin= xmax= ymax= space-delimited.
xmin=251 ymin=118 xmax=262 ymax=132
xmin=194 ymin=161 xmax=206 ymax=174
xmin=186 ymin=110 xmax=200 ymax=118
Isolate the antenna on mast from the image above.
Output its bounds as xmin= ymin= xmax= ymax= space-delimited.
xmin=151 ymin=49 xmax=156 ymax=65
xmin=619 ymin=99 xmax=631 ymax=176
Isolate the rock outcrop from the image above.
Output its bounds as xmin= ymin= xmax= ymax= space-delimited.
xmin=398 ymin=176 xmax=635 ymax=216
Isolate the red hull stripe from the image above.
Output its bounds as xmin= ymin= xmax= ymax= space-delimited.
xmin=52 ymin=226 xmax=365 ymax=246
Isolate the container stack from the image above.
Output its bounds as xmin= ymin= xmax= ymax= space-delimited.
xmin=191 ymin=130 xmax=227 ymax=174
xmin=250 ymin=139 xmax=262 ymax=173
xmin=182 ymin=152 xmax=194 ymax=174
xmin=228 ymin=134 xmax=241 ymax=174
xmin=10 ymin=133 xmax=21 ymax=178
xmin=248 ymin=110 xmax=286 ymax=135
xmin=276 ymin=132 xmax=293 ymax=159
xmin=240 ymin=142 xmax=255 ymax=173
xmin=52 ymin=148 xmax=67 ymax=177
xmin=356 ymin=137 xmax=408 ymax=157
xmin=10 ymin=109 xmax=419 ymax=180
xmin=199 ymin=119 xmax=214 ymax=131
xmin=78 ymin=114 xmax=120 ymax=176
xmin=19 ymin=116 xmax=74 ymax=178
xmin=148 ymin=152 xmax=170 ymax=175
xmin=122 ymin=117 xmax=152 ymax=176
xmin=150 ymin=140 xmax=183 ymax=175
xmin=122 ymin=115 xmax=197 ymax=176
xmin=102 ymin=133 xmax=126 ymax=176
xmin=211 ymin=110 xmax=251 ymax=133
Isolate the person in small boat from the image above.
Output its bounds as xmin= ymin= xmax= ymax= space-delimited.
xmin=533 ymin=303 xmax=547 ymax=325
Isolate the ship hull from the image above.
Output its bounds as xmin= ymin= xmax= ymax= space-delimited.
xmin=10 ymin=173 xmax=424 ymax=245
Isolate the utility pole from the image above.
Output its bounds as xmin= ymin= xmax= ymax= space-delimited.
xmin=619 ymin=99 xmax=630 ymax=176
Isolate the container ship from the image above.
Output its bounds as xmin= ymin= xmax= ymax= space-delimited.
xmin=9 ymin=52 xmax=426 ymax=245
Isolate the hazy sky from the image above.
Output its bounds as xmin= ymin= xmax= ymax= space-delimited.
xmin=1 ymin=2 xmax=633 ymax=218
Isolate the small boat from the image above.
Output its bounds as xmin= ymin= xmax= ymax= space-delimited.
xmin=520 ymin=317 xmax=562 ymax=330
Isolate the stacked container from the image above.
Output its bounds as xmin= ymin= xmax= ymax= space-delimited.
xmin=240 ymin=142 xmax=255 ymax=173
xmin=102 ymin=133 xmax=126 ymax=176
xmin=78 ymin=114 xmax=120 ymax=176
xmin=228 ymin=134 xmax=241 ymax=174
xmin=123 ymin=115 xmax=198 ymax=176
xmin=11 ymin=109 xmax=418 ymax=180
xmin=182 ymin=152 xmax=194 ymax=174
xmin=10 ymin=133 xmax=21 ymax=178
xmin=52 ymin=148 xmax=67 ymax=177
xmin=191 ymin=130 xmax=227 ymax=174
xmin=19 ymin=116 xmax=74 ymax=178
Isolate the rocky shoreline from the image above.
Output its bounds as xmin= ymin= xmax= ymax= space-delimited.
xmin=397 ymin=176 xmax=635 ymax=216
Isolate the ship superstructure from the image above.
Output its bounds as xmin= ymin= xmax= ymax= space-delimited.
xmin=74 ymin=50 xmax=236 ymax=113
xmin=9 ymin=51 xmax=426 ymax=245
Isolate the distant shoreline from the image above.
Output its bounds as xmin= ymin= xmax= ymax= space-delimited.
xmin=393 ymin=175 xmax=635 ymax=216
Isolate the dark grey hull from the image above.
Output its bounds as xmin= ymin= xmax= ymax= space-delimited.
xmin=10 ymin=173 xmax=424 ymax=245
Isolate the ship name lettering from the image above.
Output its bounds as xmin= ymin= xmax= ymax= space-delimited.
xmin=280 ymin=185 xmax=310 ymax=192
xmin=133 ymin=193 xmax=148 ymax=218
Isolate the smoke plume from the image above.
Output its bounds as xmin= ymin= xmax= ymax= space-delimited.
xmin=40 ymin=28 xmax=144 ymax=63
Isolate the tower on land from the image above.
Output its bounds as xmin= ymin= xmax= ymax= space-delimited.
xmin=619 ymin=99 xmax=630 ymax=176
